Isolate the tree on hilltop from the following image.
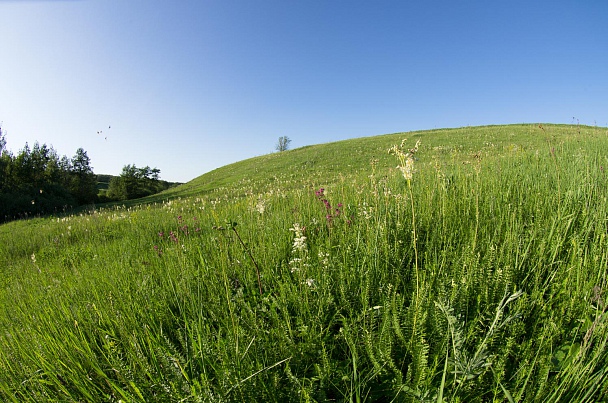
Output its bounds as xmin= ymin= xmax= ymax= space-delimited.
xmin=276 ymin=136 xmax=291 ymax=152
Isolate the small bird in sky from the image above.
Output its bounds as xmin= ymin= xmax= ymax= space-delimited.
xmin=97 ymin=125 xmax=111 ymax=139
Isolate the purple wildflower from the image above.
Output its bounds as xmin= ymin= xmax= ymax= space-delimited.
xmin=153 ymin=245 xmax=162 ymax=257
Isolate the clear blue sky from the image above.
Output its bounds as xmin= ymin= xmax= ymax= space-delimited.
xmin=1 ymin=0 xmax=606 ymax=182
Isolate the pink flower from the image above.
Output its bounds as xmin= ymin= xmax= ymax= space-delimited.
xmin=153 ymin=245 xmax=162 ymax=256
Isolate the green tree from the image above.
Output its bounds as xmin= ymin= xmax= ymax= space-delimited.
xmin=107 ymin=175 xmax=127 ymax=201
xmin=0 ymin=125 xmax=6 ymax=155
xmin=0 ymin=130 xmax=84 ymax=221
xmin=29 ymin=142 xmax=61 ymax=188
xmin=276 ymin=136 xmax=291 ymax=152
xmin=107 ymin=164 xmax=164 ymax=201
xmin=0 ymin=126 xmax=10 ymax=192
xmin=13 ymin=143 xmax=34 ymax=189
xmin=69 ymin=148 xmax=97 ymax=204
xmin=58 ymin=155 xmax=72 ymax=189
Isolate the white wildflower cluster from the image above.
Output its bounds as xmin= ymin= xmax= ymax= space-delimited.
xmin=398 ymin=158 xmax=415 ymax=181
xmin=359 ymin=201 xmax=372 ymax=220
xmin=254 ymin=197 xmax=266 ymax=214
xmin=289 ymin=257 xmax=307 ymax=273
xmin=389 ymin=139 xmax=421 ymax=181
xmin=290 ymin=223 xmax=307 ymax=253
xmin=318 ymin=250 xmax=330 ymax=269
xmin=289 ymin=223 xmax=308 ymax=273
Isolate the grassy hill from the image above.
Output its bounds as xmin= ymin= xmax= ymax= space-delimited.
xmin=152 ymin=123 xmax=572 ymax=200
xmin=1 ymin=124 xmax=607 ymax=402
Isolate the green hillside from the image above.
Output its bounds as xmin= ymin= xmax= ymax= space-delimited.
xmin=149 ymin=123 xmax=592 ymax=200
xmin=1 ymin=124 xmax=607 ymax=402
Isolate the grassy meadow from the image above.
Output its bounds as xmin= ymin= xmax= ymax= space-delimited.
xmin=1 ymin=124 xmax=607 ymax=402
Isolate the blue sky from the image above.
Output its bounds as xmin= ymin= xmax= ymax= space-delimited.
xmin=1 ymin=0 xmax=606 ymax=182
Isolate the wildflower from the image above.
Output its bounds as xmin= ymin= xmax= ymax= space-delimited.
xmin=292 ymin=234 xmax=307 ymax=253
xmin=289 ymin=257 xmax=302 ymax=272
xmin=290 ymin=223 xmax=307 ymax=252
xmin=389 ymin=139 xmax=420 ymax=181
xmin=315 ymin=188 xmax=345 ymax=223
xmin=31 ymin=253 xmax=36 ymax=264
xmin=304 ymin=278 xmax=315 ymax=287
xmin=158 ymin=231 xmax=164 ymax=238
xmin=318 ymin=251 xmax=329 ymax=268
xmin=360 ymin=202 xmax=372 ymax=220
xmin=398 ymin=157 xmax=415 ymax=180
xmin=255 ymin=198 xmax=266 ymax=214
xmin=153 ymin=245 xmax=162 ymax=257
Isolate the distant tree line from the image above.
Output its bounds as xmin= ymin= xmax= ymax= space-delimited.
xmin=0 ymin=127 xmax=97 ymax=222
xmin=0 ymin=126 xmax=178 ymax=222
xmin=102 ymin=164 xmax=177 ymax=201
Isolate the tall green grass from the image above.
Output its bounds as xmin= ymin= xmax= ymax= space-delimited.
xmin=1 ymin=124 xmax=607 ymax=402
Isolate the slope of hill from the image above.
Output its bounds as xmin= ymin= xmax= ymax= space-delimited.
xmin=150 ymin=123 xmax=591 ymax=200
xmin=1 ymin=124 xmax=607 ymax=401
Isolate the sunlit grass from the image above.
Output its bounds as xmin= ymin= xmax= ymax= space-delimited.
xmin=1 ymin=124 xmax=607 ymax=401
